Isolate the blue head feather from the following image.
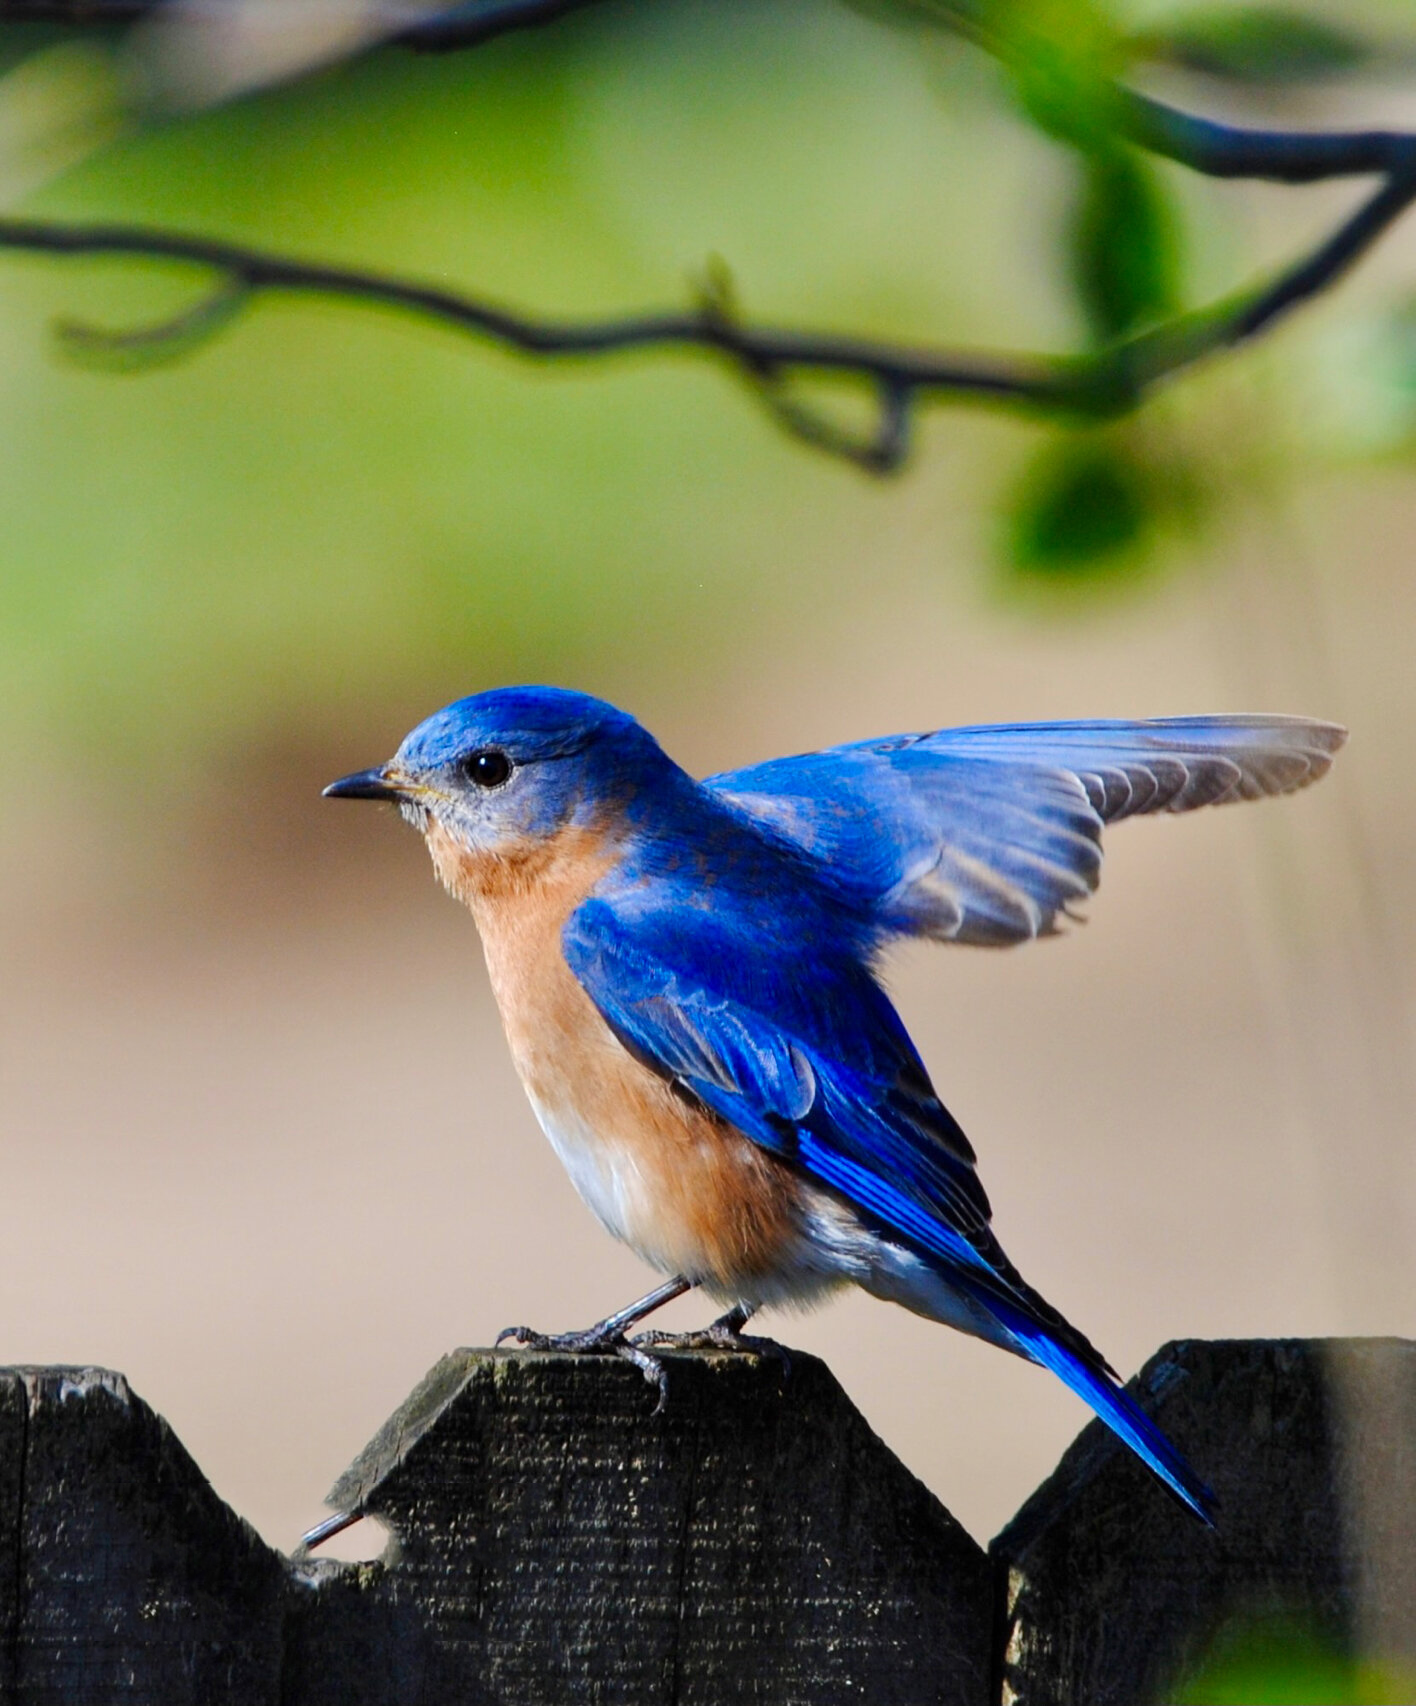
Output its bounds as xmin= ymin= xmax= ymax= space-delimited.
xmin=387 ymin=686 xmax=681 ymax=848
xmin=397 ymin=685 xmax=643 ymax=770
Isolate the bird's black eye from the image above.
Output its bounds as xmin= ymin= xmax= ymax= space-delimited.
xmin=462 ymin=749 xmax=512 ymax=788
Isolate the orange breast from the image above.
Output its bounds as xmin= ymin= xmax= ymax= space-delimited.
xmin=423 ymin=818 xmax=811 ymax=1298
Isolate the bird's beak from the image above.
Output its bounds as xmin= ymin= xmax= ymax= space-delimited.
xmin=323 ymin=765 xmax=404 ymax=802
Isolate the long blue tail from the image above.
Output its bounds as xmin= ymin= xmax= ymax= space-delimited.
xmin=981 ymin=1291 xmax=1216 ymax=1525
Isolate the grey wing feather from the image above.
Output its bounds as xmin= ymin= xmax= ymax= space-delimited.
xmin=942 ymin=715 xmax=1346 ymax=820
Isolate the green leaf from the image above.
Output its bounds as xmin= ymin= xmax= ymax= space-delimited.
xmin=1071 ymin=148 xmax=1179 ymax=341
xmin=1006 ymin=436 xmax=1154 ymax=575
xmin=1003 ymin=3 xmax=1128 ymax=153
xmin=1135 ymin=7 xmax=1370 ymax=84
xmin=1009 ymin=48 xmax=1109 ymax=149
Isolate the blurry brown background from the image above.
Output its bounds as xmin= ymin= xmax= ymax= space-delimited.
xmin=0 ymin=0 xmax=1412 ymax=1559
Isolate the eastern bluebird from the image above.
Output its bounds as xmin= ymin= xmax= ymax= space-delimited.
xmin=326 ymin=687 xmax=1345 ymax=1524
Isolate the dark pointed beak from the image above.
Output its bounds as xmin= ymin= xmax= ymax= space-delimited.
xmin=323 ymin=766 xmax=402 ymax=802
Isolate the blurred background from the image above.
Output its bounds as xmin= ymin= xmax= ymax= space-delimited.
xmin=0 ymin=0 xmax=1412 ymax=1670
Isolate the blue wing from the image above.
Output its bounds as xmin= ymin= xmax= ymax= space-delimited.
xmin=562 ymin=886 xmax=993 ymax=1244
xmin=562 ymin=880 xmax=1215 ymax=1522
xmin=707 ymin=714 xmax=1344 ymax=946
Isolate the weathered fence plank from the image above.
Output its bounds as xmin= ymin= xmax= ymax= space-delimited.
xmin=0 ymin=1367 xmax=288 ymax=1705
xmin=287 ymin=1348 xmax=994 ymax=1706
xmin=0 ymin=1339 xmax=1408 ymax=1703
xmin=992 ymin=1337 xmax=1416 ymax=1706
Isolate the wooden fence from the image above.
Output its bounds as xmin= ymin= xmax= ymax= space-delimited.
xmin=0 ymin=1337 xmax=1411 ymax=1703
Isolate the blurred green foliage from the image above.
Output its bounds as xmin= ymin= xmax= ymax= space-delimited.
xmin=1136 ymin=6 xmax=1372 ymax=83
xmin=1070 ymin=149 xmax=1179 ymax=342
xmin=1172 ymin=1616 xmax=1416 ymax=1704
xmin=1002 ymin=417 xmax=1205 ymax=585
xmin=0 ymin=0 xmax=1412 ymax=777
xmin=1009 ymin=434 xmax=1154 ymax=568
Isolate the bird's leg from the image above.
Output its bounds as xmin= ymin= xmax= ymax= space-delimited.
xmin=497 ymin=1274 xmax=694 ymax=1351
xmin=634 ymin=1302 xmax=792 ymax=1378
xmin=497 ymin=1275 xmax=696 ymax=1408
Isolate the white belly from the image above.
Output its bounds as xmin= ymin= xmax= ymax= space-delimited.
xmin=526 ymin=1088 xmax=652 ymax=1254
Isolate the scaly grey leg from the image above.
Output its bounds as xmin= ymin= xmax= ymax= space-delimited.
xmin=497 ymin=1275 xmax=697 ymax=1409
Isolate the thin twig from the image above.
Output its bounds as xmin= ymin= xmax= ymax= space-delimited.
xmin=1098 ymin=161 xmax=1416 ymax=395
xmin=54 ymin=275 xmax=250 ymax=369
xmin=0 ymin=214 xmax=1067 ymax=468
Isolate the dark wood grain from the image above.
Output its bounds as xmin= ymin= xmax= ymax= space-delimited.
xmin=0 ymin=1340 xmax=1409 ymax=1702
xmin=288 ymin=1347 xmax=994 ymax=1705
xmin=991 ymin=1337 xmax=1416 ymax=1706
xmin=0 ymin=1366 xmax=288 ymax=1705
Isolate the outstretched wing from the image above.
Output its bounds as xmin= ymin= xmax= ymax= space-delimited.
xmin=707 ymin=714 xmax=1344 ymax=946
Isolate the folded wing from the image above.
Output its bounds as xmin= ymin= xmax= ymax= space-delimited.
xmin=707 ymin=714 xmax=1344 ymax=946
xmin=562 ymin=885 xmax=1214 ymax=1521
xmin=562 ymin=891 xmax=996 ymax=1261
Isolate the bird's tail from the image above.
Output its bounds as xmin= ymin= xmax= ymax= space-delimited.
xmin=964 ymin=1282 xmax=1216 ymax=1525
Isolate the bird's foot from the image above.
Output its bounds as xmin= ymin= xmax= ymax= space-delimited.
xmin=496 ymin=1321 xmax=671 ymax=1411
xmin=497 ymin=1320 xmax=625 ymax=1354
xmin=633 ymin=1306 xmax=792 ymax=1379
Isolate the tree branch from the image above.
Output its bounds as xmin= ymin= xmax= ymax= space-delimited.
xmin=0 ymin=216 xmax=1055 ymax=468
xmin=4 ymin=0 xmax=1416 ymax=473
xmin=3 ymin=90 xmax=1413 ymax=474
xmin=1116 ymin=88 xmax=1416 ymax=181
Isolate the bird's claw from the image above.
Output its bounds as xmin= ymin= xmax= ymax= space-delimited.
xmin=496 ymin=1322 xmax=617 ymax=1353
xmin=495 ymin=1322 xmax=671 ymax=1410
xmin=633 ymin=1318 xmax=792 ymax=1380
xmin=616 ymin=1340 xmax=672 ymax=1413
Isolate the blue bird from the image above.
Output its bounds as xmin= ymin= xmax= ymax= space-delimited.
xmin=326 ymin=687 xmax=1345 ymax=1524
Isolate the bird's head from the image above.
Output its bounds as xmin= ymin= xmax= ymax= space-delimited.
xmin=324 ymin=686 xmax=673 ymax=884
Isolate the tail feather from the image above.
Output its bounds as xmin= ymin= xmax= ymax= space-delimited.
xmin=975 ymin=1287 xmax=1216 ymax=1525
